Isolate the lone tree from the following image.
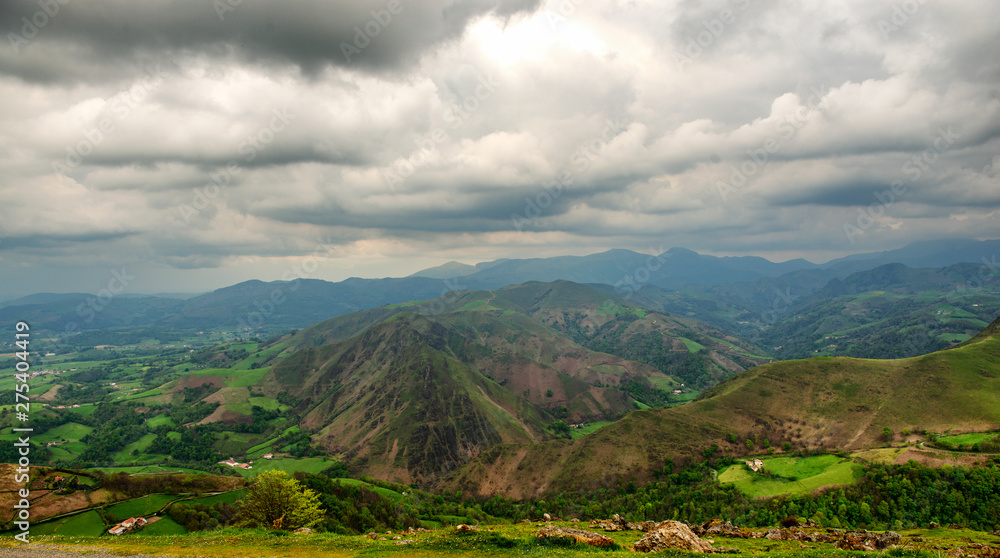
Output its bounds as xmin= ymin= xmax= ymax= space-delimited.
xmin=235 ymin=470 xmax=324 ymax=531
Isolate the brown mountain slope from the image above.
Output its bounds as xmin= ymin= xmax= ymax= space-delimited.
xmin=442 ymin=316 xmax=1000 ymax=499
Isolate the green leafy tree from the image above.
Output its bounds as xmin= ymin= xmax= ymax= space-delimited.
xmin=235 ymin=470 xmax=324 ymax=531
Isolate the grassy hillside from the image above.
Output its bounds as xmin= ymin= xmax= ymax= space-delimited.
xmin=262 ymin=314 xmax=554 ymax=484
xmin=251 ymin=281 xmax=775 ymax=483
xmin=444 ymin=316 xmax=1000 ymax=498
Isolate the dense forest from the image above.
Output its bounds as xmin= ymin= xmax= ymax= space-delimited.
xmin=165 ymin=458 xmax=1000 ymax=535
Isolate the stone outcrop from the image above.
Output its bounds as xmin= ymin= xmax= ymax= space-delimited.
xmin=634 ymin=520 xmax=714 ymax=553
xmin=833 ymin=530 xmax=902 ymax=551
xmin=702 ymin=519 xmax=747 ymax=538
xmin=536 ymin=526 xmax=616 ymax=548
xmin=590 ymin=513 xmax=654 ymax=532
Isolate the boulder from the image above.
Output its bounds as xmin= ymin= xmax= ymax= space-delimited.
xmin=834 ymin=530 xmax=901 ymax=551
xmin=592 ymin=514 xmax=629 ymax=531
xmin=293 ymin=527 xmax=313 ymax=534
xmin=590 ymin=514 xmax=654 ymax=532
xmin=454 ymin=524 xmax=477 ymax=532
xmin=634 ymin=520 xmax=714 ymax=553
xmin=536 ymin=526 xmax=616 ymax=548
xmin=543 ymin=513 xmax=552 ymax=521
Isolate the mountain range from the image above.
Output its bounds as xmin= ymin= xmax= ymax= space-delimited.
xmin=4 ymin=239 xmax=998 ymax=341
xmin=244 ymin=281 xmax=768 ymax=482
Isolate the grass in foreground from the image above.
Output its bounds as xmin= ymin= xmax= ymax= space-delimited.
xmin=10 ymin=523 xmax=995 ymax=558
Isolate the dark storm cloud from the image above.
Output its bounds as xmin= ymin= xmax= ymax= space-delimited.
xmin=0 ymin=230 xmax=135 ymax=250
xmin=1 ymin=0 xmax=541 ymax=82
xmin=1 ymin=0 xmax=999 ymax=293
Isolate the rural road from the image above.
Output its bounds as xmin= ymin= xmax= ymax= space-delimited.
xmin=0 ymin=547 xmax=165 ymax=558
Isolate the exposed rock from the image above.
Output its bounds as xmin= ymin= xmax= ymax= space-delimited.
xmin=294 ymin=527 xmax=313 ymax=534
xmin=570 ymin=518 xmax=580 ymax=522
xmin=751 ymin=528 xmax=834 ymax=543
xmin=543 ymin=513 xmax=552 ymax=521
xmin=454 ymin=524 xmax=478 ymax=532
xmin=366 ymin=532 xmax=377 ymax=540
xmin=833 ymin=530 xmax=901 ymax=551
xmin=703 ymin=519 xmax=742 ymax=537
xmin=704 ymin=519 xmax=752 ymax=539
xmin=591 ymin=514 xmax=656 ymax=532
xmin=395 ymin=540 xmax=414 ymax=545
xmin=929 ymin=522 xmax=941 ymax=529
xmin=536 ymin=526 xmax=616 ymax=548
xmin=634 ymin=520 xmax=714 ymax=553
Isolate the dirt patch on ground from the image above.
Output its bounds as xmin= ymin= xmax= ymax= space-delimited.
xmin=200 ymin=386 xmax=248 ymax=406
xmin=23 ymin=490 xmax=96 ymax=521
xmin=893 ymin=447 xmax=988 ymax=467
xmin=196 ymin=405 xmax=248 ymax=425
xmin=37 ymin=384 xmax=63 ymax=401
xmin=174 ymin=375 xmax=226 ymax=391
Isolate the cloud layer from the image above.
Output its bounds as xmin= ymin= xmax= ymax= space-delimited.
xmin=1 ymin=0 xmax=998 ymax=295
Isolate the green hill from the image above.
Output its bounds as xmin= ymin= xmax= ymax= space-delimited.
xmin=254 ymin=281 xmax=769 ymax=483
xmin=443 ymin=315 xmax=1000 ymax=499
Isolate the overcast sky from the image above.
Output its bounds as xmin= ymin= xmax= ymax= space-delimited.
xmin=1 ymin=0 xmax=998 ymax=296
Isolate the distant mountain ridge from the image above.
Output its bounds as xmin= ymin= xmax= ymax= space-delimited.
xmin=3 ymin=238 xmax=997 ymax=340
xmin=411 ymin=238 xmax=1000 ymax=290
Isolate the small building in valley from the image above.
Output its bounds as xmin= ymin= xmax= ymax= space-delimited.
xmin=108 ymin=517 xmax=147 ymax=535
xmin=746 ymin=459 xmax=764 ymax=472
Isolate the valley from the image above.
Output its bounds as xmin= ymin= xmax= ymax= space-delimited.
xmin=2 ymin=250 xmax=1000 ymax=555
